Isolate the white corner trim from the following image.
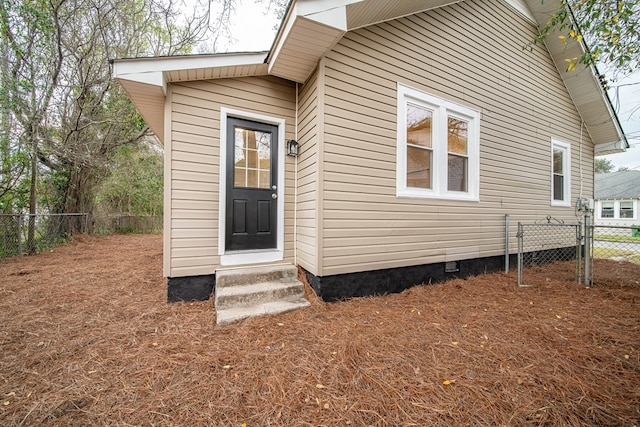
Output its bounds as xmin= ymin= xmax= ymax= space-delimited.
xmin=162 ymin=87 xmax=172 ymax=277
xmin=218 ymin=107 xmax=286 ymax=264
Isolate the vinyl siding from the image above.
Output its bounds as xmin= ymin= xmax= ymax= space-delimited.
xmin=167 ymin=76 xmax=296 ymax=277
xmin=318 ymin=0 xmax=594 ymax=276
xmin=296 ymin=66 xmax=320 ymax=274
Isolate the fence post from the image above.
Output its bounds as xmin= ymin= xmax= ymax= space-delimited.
xmin=517 ymin=222 xmax=523 ymax=287
xmin=575 ymin=221 xmax=582 ymax=284
xmin=17 ymin=214 xmax=22 ymax=256
xmin=584 ymin=213 xmax=592 ymax=287
xmin=505 ymin=214 xmax=510 ymax=272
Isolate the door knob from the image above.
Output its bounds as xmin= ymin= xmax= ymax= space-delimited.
xmin=271 ymin=193 xmax=277 ymax=199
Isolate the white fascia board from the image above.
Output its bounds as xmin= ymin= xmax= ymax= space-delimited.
xmin=115 ymin=70 xmax=165 ymax=93
xmin=295 ymin=0 xmax=360 ymax=17
xmin=503 ymin=0 xmax=535 ymax=23
xmin=296 ymin=0 xmax=364 ymax=29
xmin=112 ymin=52 xmax=267 ymax=75
xmin=304 ymin=6 xmax=348 ymax=30
xmin=113 ymin=58 xmax=166 ymax=95
xmin=594 ymin=140 xmax=629 ymax=156
xmin=269 ymin=7 xmax=300 ymax=72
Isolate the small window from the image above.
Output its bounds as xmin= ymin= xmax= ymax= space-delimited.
xmin=551 ymin=139 xmax=571 ymax=206
xmin=397 ymin=84 xmax=480 ymax=201
xmin=620 ymin=201 xmax=634 ymax=219
xmin=601 ymin=202 xmax=614 ymax=218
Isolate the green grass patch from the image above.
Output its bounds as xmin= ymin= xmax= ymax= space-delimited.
xmin=593 ymin=247 xmax=640 ymax=264
xmin=594 ymin=234 xmax=640 ymax=243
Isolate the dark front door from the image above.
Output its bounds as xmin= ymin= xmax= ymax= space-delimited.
xmin=225 ymin=117 xmax=278 ymax=251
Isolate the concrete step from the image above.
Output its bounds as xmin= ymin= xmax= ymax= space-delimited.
xmin=215 ymin=280 xmax=304 ymax=311
xmin=216 ymin=264 xmax=298 ymax=288
xmin=214 ymin=264 xmax=309 ymax=325
xmin=216 ymin=298 xmax=310 ymax=325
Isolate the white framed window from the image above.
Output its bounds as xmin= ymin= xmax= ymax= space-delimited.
xmin=619 ymin=201 xmax=634 ymax=219
xmin=600 ymin=201 xmax=614 ymax=218
xmin=396 ymin=83 xmax=480 ymax=201
xmin=551 ymin=139 xmax=571 ymax=206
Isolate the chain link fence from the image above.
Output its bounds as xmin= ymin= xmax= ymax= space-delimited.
xmin=0 ymin=213 xmax=89 ymax=258
xmin=517 ymin=221 xmax=583 ymax=287
xmin=1 ymin=214 xmax=163 ymax=259
xmin=92 ymin=215 xmax=163 ymax=235
xmin=591 ymin=224 xmax=640 ymax=281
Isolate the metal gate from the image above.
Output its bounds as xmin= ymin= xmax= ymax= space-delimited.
xmin=516 ymin=220 xmax=584 ymax=287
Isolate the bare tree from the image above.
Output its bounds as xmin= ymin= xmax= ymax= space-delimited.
xmin=1 ymin=0 xmax=241 ymax=247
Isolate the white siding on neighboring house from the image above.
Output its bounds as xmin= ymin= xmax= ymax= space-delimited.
xmin=594 ymin=199 xmax=639 ymax=227
xmin=317 ymin=0 xmax=593 ymax=276
xmin=166 ymin=76 xmax=297 ymax=278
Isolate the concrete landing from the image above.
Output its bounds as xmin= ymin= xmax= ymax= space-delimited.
xmin=214 ymin=264 xmax=310 ymax=325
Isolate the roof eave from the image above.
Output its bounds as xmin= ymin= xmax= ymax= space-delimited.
xmin=111 ymin=52 xmax=269 ymax=141
xmin=267 ymin=0 xmax=464 ymax=83
xmin=523 ymin=0 xmax=628 ymax=155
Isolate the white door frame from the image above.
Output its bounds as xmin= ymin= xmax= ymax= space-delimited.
xmin=218 ymin=107 xmax=286 ymax=266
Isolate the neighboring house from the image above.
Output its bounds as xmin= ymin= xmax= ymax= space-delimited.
xmin=112 ymin=0 xmax=627 ymax=302
xmin=594 ymin=171 xmax=640 ymax=227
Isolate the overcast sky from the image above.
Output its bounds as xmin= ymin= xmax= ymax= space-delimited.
xmin=223 ymin=0 xmax=640 ymax=171
xmin=601 ymin=72 xmax=640 ymax=171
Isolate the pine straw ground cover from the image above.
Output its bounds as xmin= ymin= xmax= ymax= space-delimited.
xmin=1 ymin=235 xmax=639 ymax=426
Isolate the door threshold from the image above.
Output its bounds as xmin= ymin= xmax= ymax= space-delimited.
xmin=220 ymin=249 xmax=283 ymax=266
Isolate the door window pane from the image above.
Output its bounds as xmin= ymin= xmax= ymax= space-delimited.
xmin=234 ymin=127 xmax=271 ymax=189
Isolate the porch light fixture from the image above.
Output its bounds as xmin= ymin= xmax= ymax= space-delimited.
xmin=287 ymin=139 xmax=299 ymax=157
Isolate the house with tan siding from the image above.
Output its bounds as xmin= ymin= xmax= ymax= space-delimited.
xmin=113 ymin=0 xmax=627 ymax=307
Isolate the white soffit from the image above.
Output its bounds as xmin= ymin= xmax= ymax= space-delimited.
xmin=115 ymin=79 xmax=166 ymax=144
xmin=524 ymin=0 xmax=627 ymax=154
xmin=345 ymin=0 xmax=463 ymax=29
xmin=268 ymin=15 xmax=346 ymax=82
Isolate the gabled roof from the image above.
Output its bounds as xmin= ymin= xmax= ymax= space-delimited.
xmin=595 ymin=170 xmax=640 ymax=199
xmin=112 ymin=0 xmax=627 ymax=154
